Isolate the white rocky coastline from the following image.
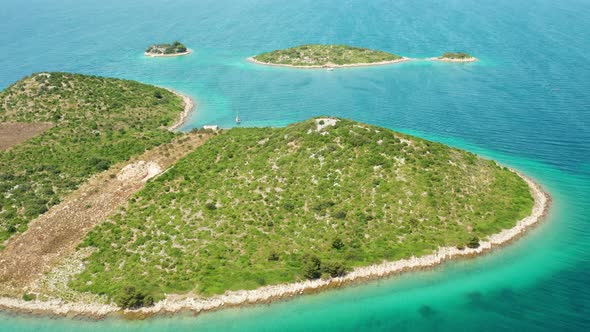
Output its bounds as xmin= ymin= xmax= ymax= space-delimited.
xmin=0 ymin=170 xmax=550 ymax=319
xmin=430 ymin=56 xmax=478 ymax=63
xmin=166 ymin=89 xmax=195 ymax=131
xmin=248 ymin=56 xmax=479 ymax=68
xmin=247 ymin=56 xmax=412 ymax=69
xmin=144 ymin=49 xmax=192 ymax=58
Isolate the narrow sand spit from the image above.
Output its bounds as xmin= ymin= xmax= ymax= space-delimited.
xmin=0 ymin=169 xmax=550 ymax=319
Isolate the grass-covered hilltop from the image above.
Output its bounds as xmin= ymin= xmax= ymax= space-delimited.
xmin=0 ymin=73 xmax=184 ymax=245
xmin=251 ymin=44 xmax=405 ymax=68
xmin=437 ymin=52 xmax=477 ymax=62
xmin=145 ymin=41 xmax=190 ymax=57
xmin=70 ymin=117 xmax=534 ymax=307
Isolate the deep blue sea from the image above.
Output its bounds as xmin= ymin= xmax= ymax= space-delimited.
xmin=1 ymin=0 xmax=589 ymax=331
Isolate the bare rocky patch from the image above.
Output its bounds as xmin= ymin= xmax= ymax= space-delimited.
xmin=0 ymin=122 xmax=53 ymax=151
xmin=0 ymin=132 xmax=212 ymax=297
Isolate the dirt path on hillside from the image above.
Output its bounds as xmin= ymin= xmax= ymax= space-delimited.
xmin=0 ymin=132 xmax=212 ymax=296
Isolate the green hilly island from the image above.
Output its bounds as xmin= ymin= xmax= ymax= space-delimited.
xmin=0 ymin=73 xmax=183 ymax=244
xmin=71 ymin=117 xmax=534 ymax=305
xmin=145 ymin=41 xmax=189 ymax=56
xmin=253 ymin=44 xmax=402 ymax=66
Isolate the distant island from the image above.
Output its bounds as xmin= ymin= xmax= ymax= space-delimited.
xmin=144 ymin=41 xmax=191 ymax=57
xmin=249 ymin=44 xmax=408 ymax=68
xmin=0 ymin=74 xmax=549 ymax=319
xmin=433 ymin=52 xmax=478 ymax=63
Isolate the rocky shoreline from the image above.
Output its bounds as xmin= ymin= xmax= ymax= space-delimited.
xmin=166 ymin=89 xmax=195 ymax=131
xmin=247 ymin=56 xmax=412 ymax=69
xmin=248 ymin=56 xmax=480 ymax=68
xmin=430 ymin=56 xmax=478 ymax=63
xmin=0 ymin=169 xmax=550 ymax=320
xmin=144 ymin=49 xmax=192 ymax=58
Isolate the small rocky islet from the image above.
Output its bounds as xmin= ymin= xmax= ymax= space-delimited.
xmin=144 ymin=41 xmax=190 ymax=57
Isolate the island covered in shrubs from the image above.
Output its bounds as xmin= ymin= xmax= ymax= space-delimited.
xmin=0 ymin=74 xmax=548 ymax=318
xmin=249 ymin=44 xmax=407 ymax=68
xmin=144 ymin=41 xmax=191 ymax=57
xmin=434 ymin=52 xmax=478 ymax=62
xmin=70 ymin=117 xmax=542 ymax=309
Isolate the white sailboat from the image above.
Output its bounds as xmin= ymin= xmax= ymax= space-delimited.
xmin=235 ymin=111 xmax=241 ymax=124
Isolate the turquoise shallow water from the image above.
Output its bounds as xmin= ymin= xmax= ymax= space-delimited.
xmin=1 ymin=0 xmax=589 ymax=330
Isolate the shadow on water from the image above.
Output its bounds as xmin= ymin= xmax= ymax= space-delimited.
xmin=466 ymin=291 xmax=488 ymax=310
xmin=418 ymin=305 xmax=437 ymax=319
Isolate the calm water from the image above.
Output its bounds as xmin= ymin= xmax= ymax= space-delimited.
xmin=1 ymin=0 xmax=589 ymax=330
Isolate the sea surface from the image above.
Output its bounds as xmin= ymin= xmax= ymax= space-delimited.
xmin=1 ymin=0 xmax=589 ymax=330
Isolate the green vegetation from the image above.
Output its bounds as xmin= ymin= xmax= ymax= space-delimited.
xmin=145 ymin=41 xmax=188 ymax=55
xmin=71 ymin=118 xmax=534 ymax=305
xmin=440 ymin=52 xmax=474 ymax=60
xmin=253 ymin=44 xmax=402 ymax=66
xmin=467 ymin=236 xmax=481 ymax=249
xmin=302 ymin=254 xmax=348 ymax=279
xmin=115 ymin=286 xmax=154 ymax=309
xmin=0 ymin=73 xmax=184 ymax=243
